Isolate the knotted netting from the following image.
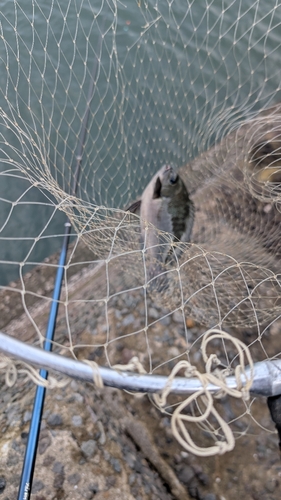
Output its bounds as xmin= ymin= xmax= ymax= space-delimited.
xmin=1 ymin=0 xmax=281 ymax=457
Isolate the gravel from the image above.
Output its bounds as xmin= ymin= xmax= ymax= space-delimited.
xmin=81 ymin=440 xmax=97 ymax=458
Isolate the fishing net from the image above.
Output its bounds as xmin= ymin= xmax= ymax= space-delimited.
xmin=1 ymin=0 xmax=281 ymax=458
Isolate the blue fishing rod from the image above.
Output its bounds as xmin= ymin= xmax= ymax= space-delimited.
xmin=17 ymin=28 xmax=103 ymax=500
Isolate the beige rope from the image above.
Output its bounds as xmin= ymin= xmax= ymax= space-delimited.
xmin=0 ymin=355 xmax=68 ymax=389
xmin=153 ymin=328 xmax=254 ymax=456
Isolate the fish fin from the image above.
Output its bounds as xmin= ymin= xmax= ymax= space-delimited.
xmin=126 ymin=199 xmax=141 ymax=215
xmin=152 ymin=176 xmax=162 ymax=199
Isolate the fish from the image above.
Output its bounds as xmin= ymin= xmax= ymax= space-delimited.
xmin=127 ymin=164 xmax=194 ymax=283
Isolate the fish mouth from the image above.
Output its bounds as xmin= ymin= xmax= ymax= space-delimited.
xmin=163 ymin=164 xmax=178 ymax=184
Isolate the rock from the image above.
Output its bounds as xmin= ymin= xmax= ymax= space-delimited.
xmin=6 ymin=452 xmax=19 ymax=467
xmin=110 ymin=457 xmax=121 ymax=473
xmin=47 ymin=413 xmax=63 ymax=427
xmin=173 ymin=310 xmax=183 ymax=323
xmin=81 ymin=440 xmax=97 ymax=458
xmin=31 ymin=479 xmax=44 ymax=493
xmin=160 ymin=315 xmax=170 ymax=326
xmin=53 ymin=462 xmax=65 ymax=489
xmin=23 ymin=410 xmax=32 ymax=423
xmin=67 ymin=472 xmax=81 ymax=485
xmin=106 ymin=475 xmax=116 ymax=488
xmin=178 ymin=465 xmax=195 ymax=485
xmin=52 ymin=461 xmax=64 ymax=474
xmin=88 ymin=482 xmax=99 ymax=493
xmin=0 ymin=477 xmax=6 ymax=493
xmin=203 ymin=494 xmax=217 ymax=500
xmin=265 ymin=478 xmax=278 ymax=493
xmin=38 ymin=432 xmax=51 ymax=455
xmin=72 ymin=392 xmax=84 ymax=404
xmin=72 ymin=415 xmax=82 ymax=427
xmin=122 ymin=314 xmax=135 ymax=327
xmin=148 ymin=307 xmax=159 ymax=319
xmin=124 ymin=451 xmax=136 ymax=469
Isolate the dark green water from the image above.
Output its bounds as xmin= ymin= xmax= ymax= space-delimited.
xmin=0 ymin=0 xmax=281 ymax=285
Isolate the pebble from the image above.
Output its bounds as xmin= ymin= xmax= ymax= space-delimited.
xmin=122 ymin=314 xmax=135 ymax=327
xmin=42 ymin=409 xmax=51 ymax=419
xmin=72 ymin=415 xmax=82 ymax=427
xmin=70 ymin=380 xmax=79 ymax=391
xmin=72 ymin=392 xmax=84 ymax=404
xmin=81 ymin=489 xmax=93 ymax=499
xmin=106 ymin=475 xmax=116 ymax=488
xmin=178 ymin=465 xmax=195 ymax=485
xmin=23 ymin=410 xmax=32 ymax=423
xmin=173 ymin=310 xmax=184 ymax=323
xmin=198 ymin=472 xmax=210 ymax=486
xmin=67 ymin=472 xmax=81 ymax=485
xmin=53 ymin=464 xmax=65 ymax=489
xmin=124 ymin=451 xmax=136 ymax=469
xmin=129 ymin=473 xmax=136 ymax=485
xmin=0 ymin=477 xmax=6 ymax=493
xmin=133 ymin=457 xmax=143 ymax=473
xmin=81 ymin=439 xmax=97 ymax=458
xmin=167 ymin=346 xmax=180 ymax=358
xmin=51 ymin=463 xmax=63 ymax=478
xmin=148 ymin=307 xmax=159 ymax=319
xmin=7 ymin=407 xmax=21 ymax=427
xmin=88 ymin=482 xmax=99 ymax=493
xmin=38 ymin=430 xmax=52 ymax=455
xmin=97 ymin=421 xmax=106 ymax=445
xmin=6 ymin=452 xmax=19 ymax=467
xmin=110 ymin=457 xmax=121 ymax=473
xmin=203 ymin=495 xmax=217 ymax=500
xmin=265 ymin=478 xmax=278 ymax=493
xmin=47 ymin=413 xmax=63 ymax=427
xmin=31 ymin=479 xmax=44 ymax=493
xmin=160 ymin=315 xmax=170 ymax=326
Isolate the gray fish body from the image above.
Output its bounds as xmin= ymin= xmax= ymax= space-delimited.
xmin=127 ymin=164 xmax=194 ymax=281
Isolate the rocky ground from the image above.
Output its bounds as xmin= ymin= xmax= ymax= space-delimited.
xmin=0 ymin=238 xmax=281 ymax=500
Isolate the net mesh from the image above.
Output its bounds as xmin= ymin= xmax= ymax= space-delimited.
xmin=1 ymin=0 xmax=281 ymax=457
